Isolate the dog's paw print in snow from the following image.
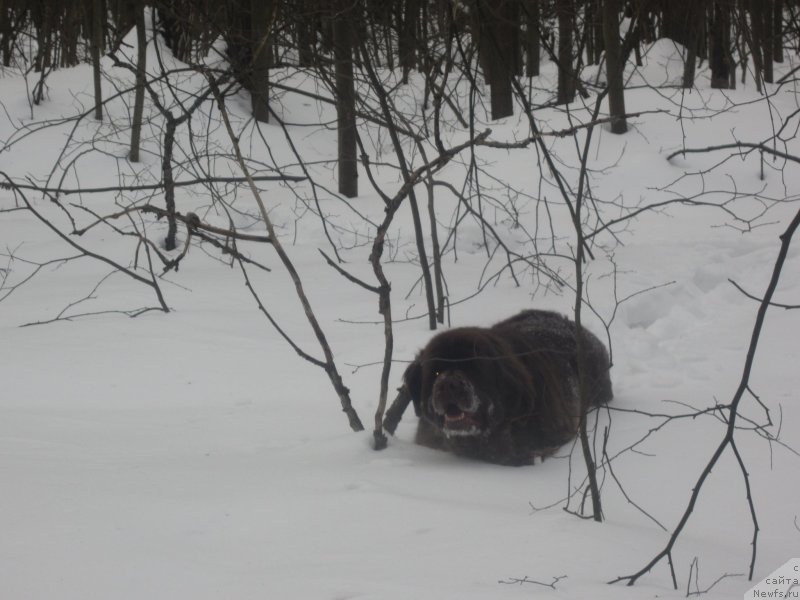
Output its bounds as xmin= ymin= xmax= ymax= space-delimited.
xmin=619 ymin=282 xmax=706 ymax=332
xmin=691 ymin=263 xmax=729 ymax=293
xmin=616 ymin=279 xmax=720 ymax=388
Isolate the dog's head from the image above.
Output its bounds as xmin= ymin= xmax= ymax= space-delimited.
xmin=403 ymin=328 xmax=531 ymax=438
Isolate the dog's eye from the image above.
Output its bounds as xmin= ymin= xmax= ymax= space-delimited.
xmin=433 ymin=370 xmax=441 ymax=378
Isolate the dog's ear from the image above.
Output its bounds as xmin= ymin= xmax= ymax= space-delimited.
xmin=403 ymin=358 xmax=423 ymax=416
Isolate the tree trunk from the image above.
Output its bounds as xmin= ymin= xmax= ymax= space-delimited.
xmin=747 ymin=0 xmax=767 ymax=86
xmin=556 ymin=0 xmax=576 ymax=105
xmin=426 ymin=177 xmax=445 ymax=324
xmin=399 ymin=0 xmax=418 ymax=82
xmin=602 ymin=0 xmax=627 ymax=133
xmin=334 ymin=0 xmax=358 ymax=198
xmin=661 ymin=0 xmax=690 ymax=46
xmin=631 ymin=8 xmax=643 ymax=66
xmin=296 ymin=0 xmax=316 ymax=67
xmin=163 ymin=117 xmax=178 ymax=251
xmin=710 ymin=1 xmax=732 ymax=88
xmin=681 ymin=1 xmax=702 ymax=88
xmin=586 ymin=0 xmax=595 ymax=65
xmin=92 ymin=0 xmax=104 ymax=121
xmin=774 ymin=0 xmax=783 ymax=63
xmin=682 ymin=42 xmax=697 ymax=88
xmin=481 ymin=0 xmax=518 ymax=120
xmin=129 ymin=0 xmax=147 ymax=162
xmin=761 ymin=0 xmax=775 ymax=83
xmin=524 ymin=0 xmax=540 ymax=77
xmin=0 ymin=8 xmax=19 ymax=66
xmin=594 ymin=0 xmax=604 ymax=64
xmin=250 ymin=0 xmax=272 ymax=123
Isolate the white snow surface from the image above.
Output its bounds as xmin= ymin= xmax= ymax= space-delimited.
xmin=1 ymin=34 xmax=799 ymax=600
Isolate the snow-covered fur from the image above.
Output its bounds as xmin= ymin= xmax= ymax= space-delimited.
xmin=402 ymin=310 xmax=613 ymax=465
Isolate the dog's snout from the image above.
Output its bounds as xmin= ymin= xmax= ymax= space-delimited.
xmin=431 ymin=372 xmax=476 ymax=415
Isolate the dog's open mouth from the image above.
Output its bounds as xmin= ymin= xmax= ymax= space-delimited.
xmin=442 ymin=406 xmax=482 ymax=436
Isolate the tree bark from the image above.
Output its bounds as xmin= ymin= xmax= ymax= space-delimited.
xmin=296 ymin=0 xmax=316 ymax=67
xmin=710 ymin=1 xmax=732 ymax=88
xmin=661 ymin=0 xmax=690 ymax=46
xmin=92 ymin=0 xmax=104 ymax=121
xmin=747 ymin=0 xmax=770 ymax=85
xmin=593 ymin=0 xmax=604 ymax=64
xmin=556 ymin=0 xmax=576 ymax=105
xmin=587 ymin=0 xmax=604 ymax=65
xmin=681 ymin=1 xmax=702 ymax=88
xmin=773 ymin=0 xmax=783 ymax=63
xmin=761 ymin=0 xmax=775 ymax=83
xmin=334 ymin=0 xmax=358 ymax=198
xmin=250 ymin=0 xmax=272 ymax=123
xmin=399 ymin=0 xmax=418 ymax=82
xmin=162 ymin=117 xmax=178 ymax=251
xmin=586 ymin=0 xmax=595 ymax=65
xmin=524 ymin=0 xmax=540 ymax=77
xmin=602 ymin=0 xmax=627 ymax=133
xmin=129 ymin=0 xmax=147 ymax=162
xmin=480 ymin=0 xmax=518 ymax=120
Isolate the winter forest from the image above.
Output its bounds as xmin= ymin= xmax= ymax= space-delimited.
xmin=1 ymin=1 xmax=799 ymax=598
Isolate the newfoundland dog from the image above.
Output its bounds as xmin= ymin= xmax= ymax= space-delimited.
xmin=383 ymin=310 xmax=613 ymax=465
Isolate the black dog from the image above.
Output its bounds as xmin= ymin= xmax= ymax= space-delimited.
xmin=383 ymin=310 xmax=613 ymax=465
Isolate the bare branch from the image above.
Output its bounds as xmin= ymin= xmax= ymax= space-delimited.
xmin=208 ymin=74 xmax=364 ymax=433
xmin=729 ymin=278 xmax=799 ymax=309
xmin=0 ymin=174 xmax=304 ymax=196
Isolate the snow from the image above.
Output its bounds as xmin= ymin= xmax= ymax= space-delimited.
xmin=1 ymin=32 xmax=799 ymax=600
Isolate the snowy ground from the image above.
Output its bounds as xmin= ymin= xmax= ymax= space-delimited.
xmin=1 ymin=36 xmax=799 ymax=599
